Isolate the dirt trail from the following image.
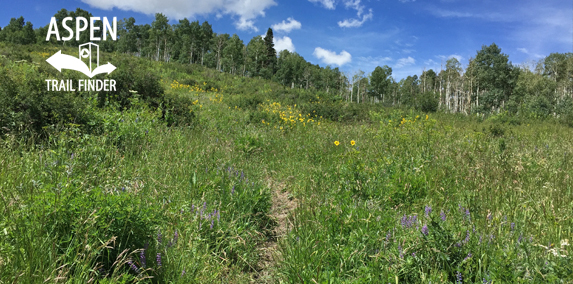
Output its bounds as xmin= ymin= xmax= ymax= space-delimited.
xmin=252 ymin=177 xmax=297 ymax=283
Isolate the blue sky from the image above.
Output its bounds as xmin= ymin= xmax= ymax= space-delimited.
xmin=1 ymin=0 xmax=571 ymax=79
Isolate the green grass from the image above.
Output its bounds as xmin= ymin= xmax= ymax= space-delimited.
xmin=1 ymin=43 xmax=572 ymax=283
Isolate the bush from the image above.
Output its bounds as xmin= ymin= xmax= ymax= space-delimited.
xmin=98 ymin=58 xmax=164 ymax=110
xmin=416 ymin=91 xmax=439 ymax=113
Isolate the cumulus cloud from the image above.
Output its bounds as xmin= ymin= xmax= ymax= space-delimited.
xmin=80 ymin=0 xmax=276 ymax=32
xmin=313 ymin=47 xmax=352 ymax=66
xmin=272 ymin=17 xmax=301 ymax=33
xmin=274 ymin=36 xmax=295 ymax=52
xmin=395 ymin=56 xmax=415 ymax=68
xmin=338 ymin=8 xmax=373 ymax=28
xmin=338 ymin=0 xmax=373 ymax=28
xmin=308 ymin=0 xmax=336 ymax=9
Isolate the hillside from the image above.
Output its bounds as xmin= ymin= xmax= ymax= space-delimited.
xmin=1 ymin=43 xmax=572 ymax=283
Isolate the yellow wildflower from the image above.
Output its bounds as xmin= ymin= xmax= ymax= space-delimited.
xmin=350 ymin=140 xmax=355 ymax=146
xmin=334 ymin=141 xmax=340 ymax=146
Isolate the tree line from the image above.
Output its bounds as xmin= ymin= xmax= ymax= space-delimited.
xmin=1 ymin=8 xmax=572 ymax=118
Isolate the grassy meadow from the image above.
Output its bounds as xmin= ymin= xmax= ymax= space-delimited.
xmin=0 ymin=43 xmax=572 ymax=283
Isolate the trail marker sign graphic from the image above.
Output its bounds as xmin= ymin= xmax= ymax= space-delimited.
xmin=46 ymin=42 xmax=116 ymax=78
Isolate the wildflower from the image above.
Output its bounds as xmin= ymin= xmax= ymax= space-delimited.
xmin=128 ymin=260 xmax=140 ymax=273
xmin=463 ymin=230 xmax=470 ymax=244
xmin=424 ymin=205 xmax=432 ymax=217
xmin=350 ymin=140 xmax=356 ymax=146
xmin=182 ymin=270 xmax=186 ymax=277
xmin=157 ymin=230 xmax=162 ymax=245
xmin=231 ymin=185 xmax=235 ymax=194
xmin=156 ymin=253 xmax=162 ymax=267
xmin=456 ymin=271 xmax=462 ymax=283
xmin=421 ymin=225 xmax=429 ymax=236
xmin=140 ymin=250 xmax=146 ymax=268
xmin=426 ymin=115 xmax=429 ymax=120
xmin=511 ymin=222 xmax=515 ymax=231
xmin=440 ymin=211 xmax=446 ymax=222
xmin=334 ymin=141 xmax=340 ymax=146
xmin=464 ymin=253 xmax=472 ymax=261
xmin=173 ymin=230 xmax=178 ymax=244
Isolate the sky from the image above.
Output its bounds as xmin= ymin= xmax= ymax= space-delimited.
xmin=1 ymin=0 xmax=571 ymax=80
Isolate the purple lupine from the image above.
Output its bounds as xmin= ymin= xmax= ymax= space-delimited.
xmin=156 ymin=253 xmax=162 ymax=267
xmin=464 ymin=253 xmax=472 ymax=261
xmin=210 ymin=219 xmax=214 ymax=229
xmin=464 ymin=230 xmax=470 ymax=244
xmin=240 ymin=171 xmax=244 ymax=180
xmin=421 ymin=225 xmax=429 ymax=236
xmin=231 ymin=185 xmax=235 ymax=195
xmin=440 ymin=211 xmax=446 ymax=222
xmin=479 ymin=235 xmax=483 ymax=245
xmin=424 ymin=205 xmax=432 ymax=217
xmin=191 ymin=204 xmax=195 ymax=212
xmin=128 ymin=260 xmax=140 ymax=273
xmin=465 ymin=208 xmax=470 ymax=220
xmin=140 ymin=250 xmax=146 ymax=268
xmin=456 ymin=271 xmax=462 ymax=284
xmin=401 ymin=215 xmax=408 ymax=228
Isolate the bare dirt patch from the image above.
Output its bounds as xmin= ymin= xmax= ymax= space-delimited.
xmin=252 ymin=177 xmax=297 ymax=283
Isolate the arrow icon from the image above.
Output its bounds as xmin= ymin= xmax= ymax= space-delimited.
xmin=46 ymin=50 xmax=116 ymax=78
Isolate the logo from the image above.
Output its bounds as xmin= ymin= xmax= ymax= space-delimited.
xmin=46 ymin=42 xmax=116 ymax=78
xmin=44 ymin=16 xmax=118 ymax=92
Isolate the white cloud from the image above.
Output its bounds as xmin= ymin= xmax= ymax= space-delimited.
xmin=236 ymin=18 xmax=258 ymax=32
xmin=80 ymin=0 xmax=276 ymax=32
xmin=274 ymin=36 xmax=295 ymax=52
xmin=338 ymin=8 xmax=373 ymax=28
xmin=344 ymin=0 xmax=364 ymax=17
xmin=272 ymin=17 xmax=301 ymax=33
xmin=395 ymin=56 xmax=415 ymax=68
xmin=313 ymin=47 xmax=352 ymax=66
xmin=308 ymin=0 xmax=336 ymax=9
xmin=517 ymin=47 xmax=544 ymax=59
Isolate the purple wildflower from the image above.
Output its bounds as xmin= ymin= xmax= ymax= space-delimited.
xmin=424 ymin=205 xmax=432 ymax=217
xmin=456 ymin=271 xmax=462 ymax=283
xmin=203 ymin=202 xmax=207 ymax=211
xmin=182 ymin=270 xmax=186 ymax=277
xmin=518 ymin=234 xmax=523 ymax=243
xmin=421 ymin=225 xmax=429 ymax=236
xmin=231 ymin=185 xmax=235 ymax=195
xmin=440 ymin=211 xmax=446 ymax=222
xmin=465 ymin=208 xmax=470 ymax=220
xmin=398 ymin=245 xmax=403 ymax=259
xmin=140 ymin=250 xmax=146 ymax=268
xmin=464 ymin=230 xmax=470 ymax=244
xmin=386 ymin=231 xmax=391 ymax=242
xmin=464 ymin=253 xmax=472 ymax=261
xmin=412 ymin=252 xmax=416 ymax=257
xmin=173 ymin=230 xmax=178 ymax=244
xmin=157 ymin=230 xmax=162 ymax=245
xmin=511 ymin=222 xmax=515 ymax=231
xmin=156 ymin=253 xmax=162 ymax=267
xmin=240 ymin=170 xmax=244 ymax=180
xmin=128 ymin=260 xmax=140 ymax=273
